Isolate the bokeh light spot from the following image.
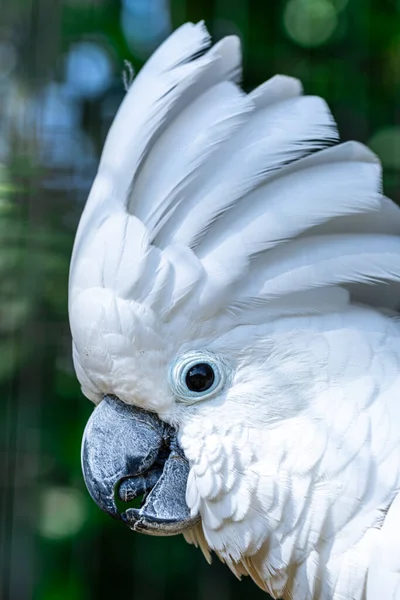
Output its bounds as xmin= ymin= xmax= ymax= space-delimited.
xmin=368 ymin=127 xmax=400 ymax=169
xmin=38 ymin=487 xmax=87 ymax=540
xmin=39 ymin=84 xmax=79 ymax=132
xmin=121 ymin=0 xmax=171 ymax=58
xmin=284 ymin=0 xmax=338 ymax=47
xmin=65 ymin=42 xmax=112 ymax=99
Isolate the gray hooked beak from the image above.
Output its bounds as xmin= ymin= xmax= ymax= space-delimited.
xmin=81 ymin=395 xmax=199 ymax=535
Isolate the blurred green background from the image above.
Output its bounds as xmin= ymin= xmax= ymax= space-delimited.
xmin=1 ymin=0 xmax=400 ymax=599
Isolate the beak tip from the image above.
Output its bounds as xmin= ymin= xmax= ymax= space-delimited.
xmin=81 ymin=434 xmax=122 ymax=521
xmin=122 ymin=508 xmax=201 ymax=536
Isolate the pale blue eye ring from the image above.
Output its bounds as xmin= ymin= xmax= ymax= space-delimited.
xmin=169 ymin=351 xmax=228 ymax=404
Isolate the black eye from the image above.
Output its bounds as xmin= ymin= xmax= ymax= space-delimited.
xmin=171 ymin=351 xmax=228 ymax=403
xmin=185 ymin=363 xmax=215 ymax=393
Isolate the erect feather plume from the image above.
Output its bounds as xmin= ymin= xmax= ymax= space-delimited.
xmin=70 ymin=21 xmax=400 ymax=332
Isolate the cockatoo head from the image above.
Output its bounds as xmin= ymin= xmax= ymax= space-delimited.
xmin=69 ymin=21 xmax=400 ymax=597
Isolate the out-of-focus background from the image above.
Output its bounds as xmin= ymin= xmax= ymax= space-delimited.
xmin=1 ymin=1 xmax=399 ymax=599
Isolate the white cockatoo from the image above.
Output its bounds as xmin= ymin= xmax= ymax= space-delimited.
xmin=69 ymin=22 xmax=400 ymax=600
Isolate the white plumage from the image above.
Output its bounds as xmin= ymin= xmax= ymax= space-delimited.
xmin=69 ymin=22 xmax=400 ymax=600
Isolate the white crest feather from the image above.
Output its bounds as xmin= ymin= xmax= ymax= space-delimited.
xmin=69 ymin=20 xmax=400 ymax=399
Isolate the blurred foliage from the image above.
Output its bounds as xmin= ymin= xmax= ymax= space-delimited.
xmin=0 ymin=1 xmax=399 ymax=599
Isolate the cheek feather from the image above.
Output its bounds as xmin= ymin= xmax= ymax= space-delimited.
xmin=179 ymin=340 xmax=400 ymax=599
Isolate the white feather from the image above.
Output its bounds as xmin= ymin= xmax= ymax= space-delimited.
xmin=198 ymin=157 xmax=381 ymax=278
xmin=70 ymin=23 xmax=240 ymax=284
xmin=155 ymin=95 xmax=338 ymax=249
xmin=234 ymin=234 xmax=400 ymax=304
xmin=249 ymin=74 xmax=303 ymax=109
xmin=129 ymin=82 xmax=253 ymax=237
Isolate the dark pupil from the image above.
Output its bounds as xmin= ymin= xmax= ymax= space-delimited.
xmin=185 ymin=363 xmax=215 ymax=393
